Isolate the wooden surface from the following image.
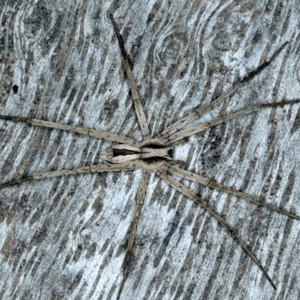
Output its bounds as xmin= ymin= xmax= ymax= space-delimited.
xmin=1 ymin=1 xmax=300 ymax=299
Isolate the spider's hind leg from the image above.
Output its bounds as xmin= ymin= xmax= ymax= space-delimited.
xmin=0 ymin=163 xmax=135 ymax=190
xmin=0 ymin=115 xmax=135 ymax=144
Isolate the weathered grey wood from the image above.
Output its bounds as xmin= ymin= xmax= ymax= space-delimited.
xmin=1 ymin=1 xmax=300 ymax=300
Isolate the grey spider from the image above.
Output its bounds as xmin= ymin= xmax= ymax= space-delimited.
xmin=0 ymin=13 xmax=300 ymax=298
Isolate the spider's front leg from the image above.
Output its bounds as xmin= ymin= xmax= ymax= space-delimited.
xmin=159 ymin=42 xmax=289 ymax=140
xmin=165 ymin=99 xmax=300 ymax=144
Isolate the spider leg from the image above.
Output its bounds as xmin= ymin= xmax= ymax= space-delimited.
xmin=0 ymin=115 xmax=135 ymax=144
xmin=158 ymin=171 xmax=276 ymax=289
xmin=165 ymin=99 xmax=300 ymax=144
xmin=117 ymin=170 xmax=150 ymax=299
xmin=159 ymin=42 xmax=288 ymax=139
xmin=165 ymin=164 xmax=300 ymax=221
xmin=109 ymin=14 xmax=150 ymax=138
xmin=0 ymin=163 xmax=135 ymax=189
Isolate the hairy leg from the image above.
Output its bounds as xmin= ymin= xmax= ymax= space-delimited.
xmin=0 ymin=163 xmax=135 ymax=189
xmin=0 ymin=115 xmax=135 ymax=144
xmin=158 ymin=171 xmax=276 ymax=289
xmin=117 ymin=171 xmax=150 ymax=299
xmin=109 ymin=14 xmax=150 ymax=138
xmin=165 ymin=164 xmax=300 ymax=221
xmin=159 ymin=42 xmax=288 ymax=139
xmin=164 ymin=99 xmax=300 ymax=144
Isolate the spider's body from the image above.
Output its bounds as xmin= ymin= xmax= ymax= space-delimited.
xmin=100 ymin=138 xmax=173 ymax=166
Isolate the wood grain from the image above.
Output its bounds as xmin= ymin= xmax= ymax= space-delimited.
xmin=1 ymin=1 xmax=300 ymax=299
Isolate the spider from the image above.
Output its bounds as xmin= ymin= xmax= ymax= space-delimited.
xmin=0 ymin=13 xmax=300 ymax=298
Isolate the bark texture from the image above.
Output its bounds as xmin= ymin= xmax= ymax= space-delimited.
xmin=1 ymin=0 xmax=300 ymax=299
